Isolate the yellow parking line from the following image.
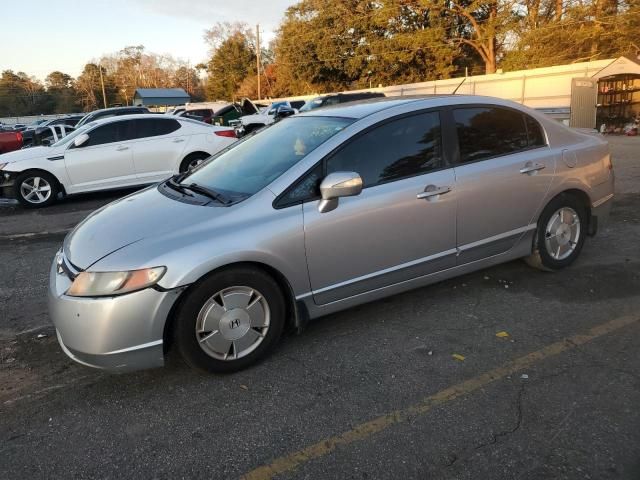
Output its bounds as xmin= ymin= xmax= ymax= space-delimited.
xmin=241 ymin=315 xmax=639 ymax=480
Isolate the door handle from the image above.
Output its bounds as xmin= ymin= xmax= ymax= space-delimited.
xmin=172 ymin=138 xmax=185 ymax=143
xmin=417 ymin=186 xmax=451 ymax=199
xmin=116 ymin=146 xmax=129 ymax=151
xmin=519 ymin=163 xmax=545 ymax=174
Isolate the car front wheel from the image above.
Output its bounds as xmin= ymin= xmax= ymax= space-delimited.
xmin=15 ymin=171 xmax=59 ymax=208
xmin=174 ymin=267 xmax=286 ymax=373
xmin=525 ymin=194 xmax=587 ymax=271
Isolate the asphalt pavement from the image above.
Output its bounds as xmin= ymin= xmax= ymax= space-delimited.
xmin=0 ymin=137 xmax=639 ymax=479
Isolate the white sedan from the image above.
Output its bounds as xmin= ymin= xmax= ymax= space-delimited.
xmin=0 ymin=114 xmax=238 ymax=207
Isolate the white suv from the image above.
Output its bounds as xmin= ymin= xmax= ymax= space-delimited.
xmin=0 ymin=114 xmax=237 ymax=207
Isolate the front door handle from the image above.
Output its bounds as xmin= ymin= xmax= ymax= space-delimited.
xmin=172 ymin=138 xmax=185 ymax=143
xmin=520 ymin=162 xmax=545 ymax=174
xmin=116 ymin=145 xmax=129 ymax=151
xmin=417 ymin=186 xmax=451 ymax=200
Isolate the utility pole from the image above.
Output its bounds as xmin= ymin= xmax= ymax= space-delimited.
xmin=256 ymin=23 xmax=261 ymax=100
xmin=98 ymin=63 xmax=108 ymax=108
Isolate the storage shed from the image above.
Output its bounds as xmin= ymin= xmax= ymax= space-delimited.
xmin=132 ymin=88 xmax=190 ymax=107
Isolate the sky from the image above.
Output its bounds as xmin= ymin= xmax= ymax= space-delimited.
xmin=0 ymin=0 xmax=298 ymax=80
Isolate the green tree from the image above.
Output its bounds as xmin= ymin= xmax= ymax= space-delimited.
xmin=272 ymin=0 xmax=465 ymax=96
xmin=45 ymin=71 xmax=78 ymax=113
xmin=501 ymin=0 xmax=639 ymax=70
xmin=205 ymin=24 xmax=257 ymax=101
xmin=0 ymin=70 xmax=51 ymax=116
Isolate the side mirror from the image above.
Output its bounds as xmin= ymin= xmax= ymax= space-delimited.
xmin=274 ymin=105 xmax=295 ymax=121
xmin=318 ymin=171 xmax=363 ymax=213
xmin=41 ymin=139 xmax=51 ymax=146
xmin=73 ymin=133 xmax=89 ymax=148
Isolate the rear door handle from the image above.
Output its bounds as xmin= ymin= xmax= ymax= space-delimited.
xmin=520 ymin=163 xmax=545 ymax=174
xmin=172 ymin=138 xmax=185 ymax=143
xmin=417 ymin=186 xmax=451 ymax=199
xmin=116 ymin=146 xmax=129 ymax=151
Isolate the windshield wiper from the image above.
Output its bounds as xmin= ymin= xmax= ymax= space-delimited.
xmin=184 ymin=183 xmax=231 ymax=205
xmin=166 ymin=175 xmax=194 ymax=197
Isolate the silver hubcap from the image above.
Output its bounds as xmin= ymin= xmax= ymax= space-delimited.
xmin=195 ymin=286 xmax=270 ymax=361
xmin=544 ymin=207 xmax=580 ymax=260
xmin=20 ymin=176 xmax=52 ymax=204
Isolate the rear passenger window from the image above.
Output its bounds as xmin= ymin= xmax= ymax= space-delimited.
xmin=525 ymin=115 xmax=546 ymax=147
xmin=130 ymin=119 xmax=181 ymax=139
xmin=326 ymin=111 xmax=442 ymax=187
xmin=454 ymin=107 xmax=529 ymax=163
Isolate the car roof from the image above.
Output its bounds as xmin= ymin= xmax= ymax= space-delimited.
xmin=297 ymin=94 xmax=539 ymax=119
xmin=296 ymin=96 xmax=443 ymax=119
xmin=86 ymin=113 xmax=175 ymax=125
xmin=90 ymin=106 xmax=148 ymax=114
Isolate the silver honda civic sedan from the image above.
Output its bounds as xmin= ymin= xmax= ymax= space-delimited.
xmin=49 ymin=95 xmax=614 ymax=373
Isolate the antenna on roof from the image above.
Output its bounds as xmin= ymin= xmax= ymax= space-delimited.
xmin=452 ymin=77 xmax=466 ymax=95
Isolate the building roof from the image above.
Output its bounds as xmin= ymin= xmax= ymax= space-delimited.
xmin=133 ymin=88 xmax=190 ymax=106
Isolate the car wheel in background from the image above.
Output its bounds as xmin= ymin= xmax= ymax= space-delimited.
xmin=15 ymin=171 xmax=59 ymax=208
xmin=525 ymin=193 xmax=587 ymax=271
xmin=179 ymin=152 xmax=210 ymax=173
xmin=174 ymin=267 xmax=286 ymax=373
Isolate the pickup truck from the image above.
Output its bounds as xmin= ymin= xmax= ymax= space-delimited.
xmin=0 ymin=130 xmax=23 ymax=154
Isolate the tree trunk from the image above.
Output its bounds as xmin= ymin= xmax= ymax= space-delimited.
xmin=555 ymin=0 xmax=562 ymax=20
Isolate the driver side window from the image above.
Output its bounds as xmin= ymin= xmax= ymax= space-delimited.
xmin=326 ymin=111 xmax=442 ymax=188
xmin=76 ymin=122 xmax=122 ymax=148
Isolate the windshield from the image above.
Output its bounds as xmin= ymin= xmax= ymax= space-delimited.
xmin=181 ymin=116 xmax=353 ymax=199
xmin=75 ymin=113 xmax=92 ymax=128
xmin=51 ymin=122 xmax=96 ymax=147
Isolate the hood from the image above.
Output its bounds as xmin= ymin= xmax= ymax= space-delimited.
xmin=240 ymin=98 xmax=259 ymax=115
xmin=1 ymin=146 xmax=52 ymax=164
xmin=64 ymin=186 xmax=224 ymax=270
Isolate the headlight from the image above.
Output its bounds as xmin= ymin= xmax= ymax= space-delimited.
xmin=66 ymin=267 xmax=166 ymax=297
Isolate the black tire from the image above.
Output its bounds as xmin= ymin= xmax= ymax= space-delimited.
xmin=15 ymin=171 xmax=59 ymax=208
xmin=174 ymin=267 xmax=286 ymax=373
xmin=179 ymin=152 xmax=210 ymax=173
xmin=525 ymin=193 xmax=587 ymax=271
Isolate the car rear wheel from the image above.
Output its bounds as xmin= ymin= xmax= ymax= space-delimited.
xmin=15 ymin=171 xmax=59 ymax=208
xmin=179 ymin=153 xmax=210 ymax=173
xmin=174 ymin=267 xmax=286 ymax=373
xmin=525 ymin=194 xmax=587 ymax=271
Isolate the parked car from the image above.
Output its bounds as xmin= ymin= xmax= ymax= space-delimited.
xmin=48 ymin=95 xmax=614 ymax=374
xmin=22 ymin=115 xmax=84 ymax=147
xmin=211 ymin=101 xmax=259 ymax=127
xmin=75 ymin=106 xmax=150 ymax=128
xmin=0 ymin=130 xmax=23 ymax=154
xmin=0 ymin=114 xmax=237 ymax=207
xmin=299 ymin=91 xmax=386 ymax=112
xmin=233 ymin=100 xmax=306 ymax=135
xmin=172 ymin=102 xmax=231 ymax=124
xmin=11 ymin=123 xmax=28 ymax=132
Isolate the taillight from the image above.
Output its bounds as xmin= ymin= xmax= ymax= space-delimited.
xmin=16 ymin=132 xmax=22 ymax=143
xmin=214 ymin=130 xmax=236 ymax=138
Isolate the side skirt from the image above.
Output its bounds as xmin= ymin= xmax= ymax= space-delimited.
xmin=301 ymin=231 xmax=534 ymax=321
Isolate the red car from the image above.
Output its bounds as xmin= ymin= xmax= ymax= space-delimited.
xmin=0 ymin=130 xmax=23 ymax=154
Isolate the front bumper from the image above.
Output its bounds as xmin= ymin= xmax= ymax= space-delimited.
xmin=0 ymin=169 xmax=17 ymax=199
xmin=48 ymin=257 xmax=182 ymax=372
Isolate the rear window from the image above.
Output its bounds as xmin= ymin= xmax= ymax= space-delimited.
xmin=454 ymin=107 xmax=529 ymax=163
